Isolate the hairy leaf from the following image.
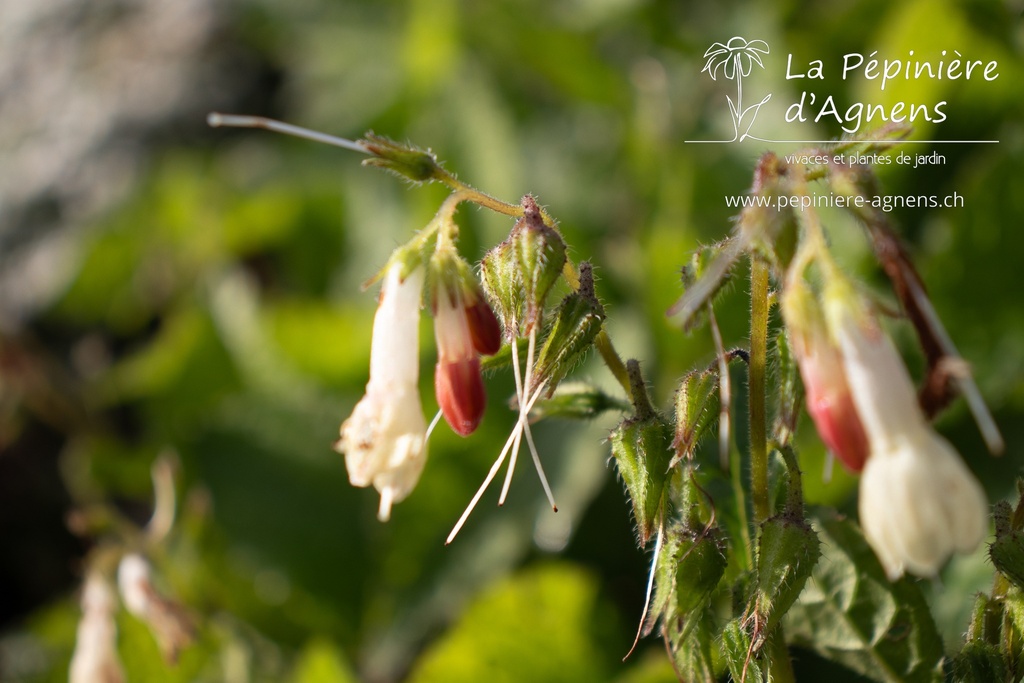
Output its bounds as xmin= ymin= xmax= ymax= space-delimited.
xmin=785 ymin=509 xmax=945 ymax=683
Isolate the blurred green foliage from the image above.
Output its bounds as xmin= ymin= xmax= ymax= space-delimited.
xmin=2 ymin=0 xmax=1023 ymax=681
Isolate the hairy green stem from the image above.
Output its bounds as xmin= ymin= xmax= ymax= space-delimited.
xmin=749 ymin=258 xmax=771 ymax=524
xmin=766 ymin=629 xmax=797 ymax=683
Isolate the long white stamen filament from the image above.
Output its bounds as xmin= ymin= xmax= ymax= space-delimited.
xmin=425 ymin=408 xmax=444 ymax=442
xmin=709 ymin=308 xmax=731 ymax=471
xmin=445 ymin=383 xmax=547 ymax=545
xmin=904 ymin=275 xmax=1004 ymax=455
xmin=625 ymin=519 xmax=664 ymax=661
xmin=501 ymin=331 xmax=532 ymax=501
xmin=502 ymin=338 xmax=527 ymax=504
xmin=499 ymin=329 xmax=557 ymax=509
xmin=523 ymin=417 xmax=557 ymax=511
xmin=207 ymin=113 xmax=371 ymax=155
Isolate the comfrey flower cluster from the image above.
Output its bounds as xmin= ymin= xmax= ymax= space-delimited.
xmin=207 ymin=114 xmax=1011 ymax=680
xmin=772 ymin=153 xmax=994 ymax=580
xmin=209 ymin=114 xmax=615 ymax=538
xmin=334 ymin=189 xmax=606 ymax=537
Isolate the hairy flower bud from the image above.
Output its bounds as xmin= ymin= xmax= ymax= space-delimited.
xmin=361 ymin=133 xmax=443 ymax=182
xmin=990 ymin=499 xmax=1024 ymax=590
xmin=337 ymin=261 xmax=428 ymax=521
xmin=671 ymin=367 xmax=720 ymax=464
xmin=610 ymin=361 xmax=673 ymax=547
xmin=480 ymin=237 xmax=524 ymax=342
xmin=513 ymin=195 xmax=567 ymax=333
xmin=530 ymin=262 xmax=604 ymax=395
xmin=824 ymin=278 xmax=988 ymax=579
xmin=752 ymin=513 xmax=820 ymax=647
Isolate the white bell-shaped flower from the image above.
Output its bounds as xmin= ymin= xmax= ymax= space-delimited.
xmin=69 ymin=572 xmax=125 ymax=683
xmin=337 ymin=262 xmax=427 ymax=521
xmin=825 ymin=280 xmax=988 ymax=580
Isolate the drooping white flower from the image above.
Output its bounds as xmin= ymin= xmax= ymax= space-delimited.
xmin=336 ymin=263 xmax=427 ymax=521
xmin=69 ymin=572 xmax=125 ymax=683
xmin=825 ymin=281 xmax=988 ymax=580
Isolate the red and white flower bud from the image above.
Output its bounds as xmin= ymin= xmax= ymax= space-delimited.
xmin=781 ymin=284 xmax=869 ymax=472
xmin=70 ymin=573 xmax=125 ymax=683
xmin=464 ymin=294 xmax=502 ymax=356
xmin=434 ymin=284 xmax=488 ymax=436
xmin=337 ymin=263 xmax=428 ymax=521
xmin=824 ymin=281 xmax=988 ymax=580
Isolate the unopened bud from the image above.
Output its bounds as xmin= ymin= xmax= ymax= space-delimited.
xmin=452 ymin=258 xmax=502 ymax=356
xmin=991 ymin=500 xmax=1024 ymax=591
xmin=519 ymin=381 xmax=629 ymax=422
xmin=751 ymin=514 xmax=820 ymax=648
xmin=952 ymin=593 xmax=1008 ymax=683
xmin=668 ymin=522 xmax=727 ymax=619
xmin=721 ymin=617 xmax=764 ymax=683
xmin=740 ymin=152 xmax=798 ymax=263
xmin=668 ymin=241 xmax=738 ymax=331
xmin=530 ymin=262 xmax=604 ymax=395
xmin=513 ymin=195 xmax=567 ymax=332
xmin=480 ymin=238 xmax=524 ymax=342
xmin=953 ymin=640 xmax=1008 ymax=683
xmin=610 ymin=361 xmax=673 ymax=547
xmin=431 ymin=248 xmax=493 ymax=436
xmin=435 ymin=355 xmax=486 ymax=436
xmin=361 ymin=134 xmax=444 ymax=182
xmin=671 ymin=368 xmax=720 ymax=463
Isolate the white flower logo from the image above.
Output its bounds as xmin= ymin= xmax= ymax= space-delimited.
xmin=700 ymin=36 xmax=772 ymax=142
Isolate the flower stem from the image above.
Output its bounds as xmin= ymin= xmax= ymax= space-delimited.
xmin=749 ymin=257 xmax=771 ymax=524
xmin=766 ymin=628 xmax=797 ymax=683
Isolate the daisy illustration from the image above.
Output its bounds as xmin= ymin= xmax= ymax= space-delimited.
xmin=702 ymin=37 xmax=772 ymax=141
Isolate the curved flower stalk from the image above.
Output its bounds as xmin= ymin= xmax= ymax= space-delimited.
xmin=701 ymin=36 xmax=771 ymax=141
xmin=824 ymin=278 xmax=988 ymax=579
xmin=69 ymin=572 xmax=125 ymax=683
xmin=336 ymin=261 xmax=428 ymax=521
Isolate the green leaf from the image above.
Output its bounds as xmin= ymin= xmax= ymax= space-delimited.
xmin=407 ymin=563 xmax=621 ymax=683
xmin=289 ymin=639 xmax=359 ymax=683
xmin=721 ymin=617 xmax=765 ymax=683
xmin=785 ymin=509 xmax=945 ymax=683
xmin=611 ymin=650 xmax=679 ymax=683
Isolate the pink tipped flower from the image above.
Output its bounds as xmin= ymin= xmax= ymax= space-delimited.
xmin=824 ymin=280 xmax=988 ymax=580
xmin=70 ymin=573 xmax=125 ymax=683
xmin=781 ymin=284 xmax=869 ymax=472
xmin=336 ymin=262 xmax=428 ymax=521
xmin=434 ymin=284 xmax=488 ymax=436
